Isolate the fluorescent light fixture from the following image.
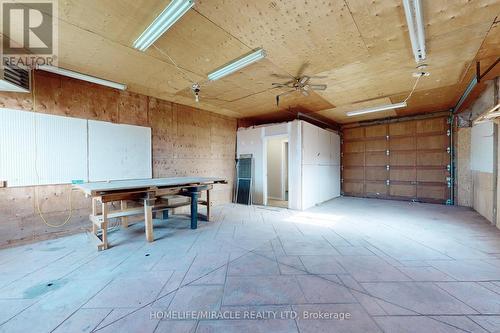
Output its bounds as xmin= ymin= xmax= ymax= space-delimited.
xmin=208 ymin=48 xmax=266 ymax=81
xmin=133 ymin=0 xmax=195 ymax=51
xmin=346 ymin=102 xmax=407 ymax=117
xmin=402 ymin=0 xmax=426 ymax=63
xmin=38 ymin=65 xmax=127 ymax=90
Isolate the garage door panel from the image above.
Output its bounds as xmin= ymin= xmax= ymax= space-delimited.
xmin=343 ymin=181 xmax=364 ymax=194
xmin=342 ymin=116 xmax=450 ymax=203
xmin=366 ymin=152 xmax=388 ymax=166
xmin=416 ymin=135 xmax=448 ymax=150
xmin=344 ymin=141 xmax=364 ymax=153
xmin=390 ymin=168 xmax=416 ymax=181
xmin=390 ymin=151 xmax=416 ymax=166
xmin=390 ymin=184 xmax=416 ymax=197
xmin=417 ymin=169 xmax=448 ymax=183
xmin=365 ymin=139 xmax=387 ymax=152
xmin=417 ymin=185 xmax=448 ymax=201
xmin=365 ymin=167 xmax=388 ymax=181
xmin=343 ymin=153 xmax=364 ymax=166
xmin=416 ymin=117 xmax=448 ymax=134
xmin=390 ymin=137 xmax=415 ymax=150
xmin=417 ymin=152 xmax=449 ymax=166
xmin=343 ymin=167 xmax=364 ymax=180
xmin=389 ymin=121 xmax=416 ymax=136
xmin=365 ymin=182 xmax=388 ymax=196
xmin=344 ymin=127 xmax=364 ymax=140
xmin=365 ymin=125 xmax=387 ymax=138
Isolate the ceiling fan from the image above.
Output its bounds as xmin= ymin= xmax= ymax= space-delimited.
xmin=272 ymin=64 xmax=328 ymax=106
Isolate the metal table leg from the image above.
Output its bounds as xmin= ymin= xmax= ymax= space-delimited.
xmin=190 ymin=191 xmax=199 ymax=229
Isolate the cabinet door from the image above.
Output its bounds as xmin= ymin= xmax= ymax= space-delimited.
xmin=331 ymin=132 xmax=341 ymax=165
xmin=302 ymin=122 xmax=319 ymax=165
xmin=302 ymin=164 xmax=320 ymax=209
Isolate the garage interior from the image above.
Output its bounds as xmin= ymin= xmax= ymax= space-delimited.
xmin=0 ymin=0 xmax=500 ymax=332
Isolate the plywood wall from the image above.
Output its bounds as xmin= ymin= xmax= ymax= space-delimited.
xmin=0 ymin=71 xmax=236 ymax=248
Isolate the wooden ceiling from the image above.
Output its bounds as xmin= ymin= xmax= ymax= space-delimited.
xmin=4 ymin=0 xmax=499 ymax=124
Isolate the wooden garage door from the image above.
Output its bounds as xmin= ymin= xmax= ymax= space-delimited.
xmin=342 ymin=116 xmax=451 ymax=204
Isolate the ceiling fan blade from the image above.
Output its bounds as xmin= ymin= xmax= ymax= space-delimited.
xmin=271 ymin=73 xmax=294 ymax=80
xmin=276 ymin=90 xmax=296 ymax=106
xmin=297 ymin=62 xmax=309 ymax=77
xmin=309 ymin=84 xmax=327 ymax=90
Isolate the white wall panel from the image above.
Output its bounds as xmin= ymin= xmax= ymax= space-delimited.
xmin=89 ymin=120 xmax=152 ymax=182
xmin=471 ymin=121 xmax=494 ymax=172
xmin=35 ymin=113 xmax=88 ymax=185
xmin=331 ymin=132 xmax=341 ymax=165
xmin=302 ymin=164 xmax=320 ymax=210
xmin=0 ymin=108 xmax=87 ymax=186
xmin=302 ymin=122 xmax=319 ymax=165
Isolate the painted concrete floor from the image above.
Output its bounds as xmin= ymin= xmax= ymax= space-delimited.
xmin=1 ymin=197 xmax=500 ymax=333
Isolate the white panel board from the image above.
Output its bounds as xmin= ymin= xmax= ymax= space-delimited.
xmin=331 ymin=132 xmax=341 ymax=165
xmin=302 ymin=122 xmax=319 ymax=165
xmin=0 ymin=108 xmax=36 ymax=186
xmin=302 ymin=164 xmax=319 ymax=210
xmin=35 ymin=113 xmax=88 ymax=185
xmin=89 ymin=120 xmax=152 ymax=182
xmin=318 ymin=129 xmax=331 ymax=165
xmin=471 ymin=121 xmax=494 ymax=173
xmin=0 ymin=108 xmax=88 ymax=186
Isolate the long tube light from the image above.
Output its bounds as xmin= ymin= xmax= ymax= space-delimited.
xmin=346 ymin=102 xmax=407 ymax=117
xmin=38 ymin=65 xmax=127 ymax=90
xmin=133 ymin=0 xmax=195 ymax=51
xmin=208 ymin=49 xmax=266 ymax=81
xmin=402 ymin=0 xmax=426 ymax=63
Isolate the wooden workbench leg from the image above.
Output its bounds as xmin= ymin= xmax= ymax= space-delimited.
xmin=101 ymin=202 xmax=109 ymax=250
xmin=121 ymin=200 xmax=128 ymax=228
xmin=91 ymin=198 xmax=98 ymax=235
xmin=144 ymin=201 xmax=154 ymax=242
xmin=206 ymin=190 xmax=211 ymax=222
xmin=190 ymin=192 xmax=199 ymax=230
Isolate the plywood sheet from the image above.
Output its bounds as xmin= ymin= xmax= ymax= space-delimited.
xmin=390 ymin=184 xmax=416 ymax=198
xmin=343 ymin=153 xmax=364 ymax=166
xmin=390 ymin=169 xmax=416 ymax=182
xmin=390 ymin=151 xmax=416 ymax=166
xmin=365 ymin=152 xmax=388 ymax=167
xmin=416 ymin=135 xmax=449 ymax=150
xmin=417 ymin=152 xmax=449 ymax=167
xmin=366 ymin=140 xmax=387 ymax=152
xmin=417 ymin=169 xmax=448 ymax=183
xmin=389 ymin=121 xmax=416 ymax=136
xmin=365 ymin=168 xmax=388 ymax=181
xmin=343 ymin=181 xmax=364 ymax=194
xmin=365 ymin=182 xmax=388 ymax=196
xmin=365 ymin=125 xmax=388 ymax=138
xmin=390 ymin=137 xmax=416 ymax=151
xmin=416 ymin=117 xmax=449 ymax=134
xmin=343 ymin=167 xmax=364 ymax=181
xmin=417 ymin=185 xmax=448 ymax=201
xmin=344 ymin=142 xmax=365 ymax=153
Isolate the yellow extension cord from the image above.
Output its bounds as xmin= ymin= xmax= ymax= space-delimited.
xmin=32 ymin=70 xmax=74 ymax=228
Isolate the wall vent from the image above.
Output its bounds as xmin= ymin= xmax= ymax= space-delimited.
xmin=0 ymin=65 xmax=30 ymax=92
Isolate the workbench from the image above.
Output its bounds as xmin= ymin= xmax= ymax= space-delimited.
xmin=73 ymin=177 xmax=226 ymax=250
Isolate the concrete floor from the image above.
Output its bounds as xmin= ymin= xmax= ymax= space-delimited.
xmin=1 ymin=197 xmax=500 ymax=333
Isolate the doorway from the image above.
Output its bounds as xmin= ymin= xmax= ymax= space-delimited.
xmin=266 ymin=137 xmax=289 ymax=208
